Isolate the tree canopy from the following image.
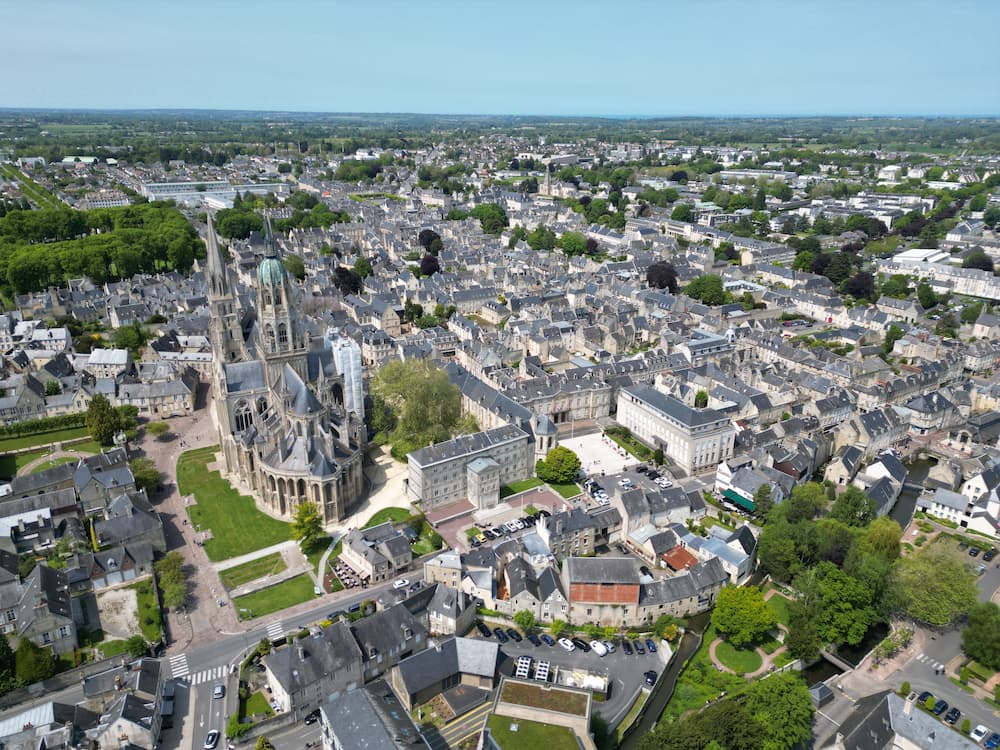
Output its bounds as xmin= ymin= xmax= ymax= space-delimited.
xmin=535 ymin=446 xmax=581 ymax=484
xmin=86 ymin=394 xmax=122 ymax=445
xmin=829 ymin=486 xmax=876 ymax=527
xmin=685 ymin=274 xmax=728 ymax=306
xmin=711 ymin=585 xmax=776 ymax=647
xmin=291 ymin=501 xmax=324 ymax=547
xmin=646 ymin=261 xmax=679 ymax=292
xmin=962 ymin=602 xmax=1000 ymax=670
xmin=888 ymin=544 xmax=978 ymax=626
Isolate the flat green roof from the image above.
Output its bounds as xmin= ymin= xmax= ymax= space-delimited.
xmin=486 ymin=715 xmax=579 ymax=750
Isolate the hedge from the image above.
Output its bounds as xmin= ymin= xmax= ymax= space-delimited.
xmin=0 ymin=413 xmax=86 ymax=439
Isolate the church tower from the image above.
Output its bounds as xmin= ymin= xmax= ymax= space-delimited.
xmin=256 ymin=218 xmax=309 ymax=383
xmin=206 ymin=212 xmax=245 ymax=366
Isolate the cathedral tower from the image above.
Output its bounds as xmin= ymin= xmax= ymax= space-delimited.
xmin=206 ymin=213 xmax=245 ymax=366
xmin=256 ymin=218 xmax=309 ymax=383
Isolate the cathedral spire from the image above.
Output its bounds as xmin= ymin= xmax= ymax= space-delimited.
xmin=263 ymin=215 xmax=278 ymax=259
xmin=205 ymin=212 xmax=230 ymax=298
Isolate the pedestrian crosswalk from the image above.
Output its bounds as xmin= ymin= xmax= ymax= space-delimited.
xmin=189 ymin=665 xmax=233 ymax=686
xmin=266 ymin=620 xmax=285 ymax=641
xmin=168 ymin=653 xmax=189 ymax=679
xmin=914 ymin=652 xmax=946 ymax=670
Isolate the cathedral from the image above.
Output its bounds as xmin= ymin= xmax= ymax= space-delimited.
xmin=205 ymin=215 xmax=367 ymax=525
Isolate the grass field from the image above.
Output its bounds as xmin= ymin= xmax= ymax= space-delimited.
xmin=233 ymin=574 xmax=316 ymax=619
xmin=605 ymin=428 xmax=654 ymax=462
xmin=499 ymin=477 xmax=544 ymax=498
xmin=486 ymin=715 xmax=577 ymax=750
xmin=548 ymin=482 xmax=581 ymax=499
xmin=0 ymin=427 xmax=91 ymax=454
xmin=243 ymin=691 xmax=274 ymax=720
xmin=767 ymin=594 xmax=792 ymax=627
xmin=132 ymin=579 xmax=162 ymax=643
xmin=178 ymin=446 xmax=291 ymax=561
xmin=661 ymin=626 xmax=746 ymax=722
xmin=219 ymin=553 xmax=288 ymax=590
xmin=714 ymin=640 xmax=762 ymax=674
xmin=362 ymin=507 xmax=410 ymax=529
xmin=303 ymin=536 xmax=332 ymax=572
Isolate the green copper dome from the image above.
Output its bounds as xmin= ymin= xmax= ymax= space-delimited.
xmin=259 ymin=256 xmax=287 ymax=286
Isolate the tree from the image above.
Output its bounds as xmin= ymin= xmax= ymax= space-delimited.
xmin=417 ymin=228 xmax=440 ymax=250
xmin=469 ymin=203 xmax=508 ymax=235
xmin=917 ymin=283 xmax=938 ymax=310
xmin=880 ymin=274 xmax=912 ymax=299
xmin=646 ymin=261 xmax=679 ymax=293
xmin=86 ymin=393 xmax=122 ymax=445
xmin=514 ymin=610 xmax=537 ymax=632
xmin=419 ymin=254 xmax=440 ymax=276
xmin=758 ymin=522 xmax=801 ymax=582
xmin=984 ymin=205 xmax=1000 ymax=229
xmin=255 ymin=738 xmax=276 ymax=750
xmin=694 ymin=390 xmax=708 ymax=408
xmin=685 ymin=274 xmax=727 ymax=306
xmin=962 ymin=301 xmax=985 ymax=324
xmin=353 ymin=256 xmax=373 ymax=279
xmin=857 ymin=517 xmax=902 ymax=564
xmin=792 ymin=251 xmax=816 ymax=272
xmin=549 ymin=619 xmax=566 ymax=636
xmin=332 ymin=266 xmax=362 ymax=295
xmin=44 ymin=380 xmax=61 ymax=396
xmin=963 ymin=250 xmax=996 ymax=273
xmin=130 ymin=458 xmax=160 ymax=492
xmin=670 ymin=204 xmax=694 ymax=222
xmin=962 ymin=602 xmax=1000 ymax=670
xmin=843 ymin=272 xmax=876 ymax=301
xmin=0 ymin=633 xmax=16 ymax=694
xmin=291 ymin=501 xmax=324 ymax=547
xmin=883 ymin=324 xmax=904 ymax=356
xmin=710 ymin=585 xmax=776 ymax=647
xmin=888 ymin=545 xmax=978 ymax=627
xmin=786 ymin=607 xmax=822 ymax=661
xmin=15 ymin=639 xmax=55 ymax=684
xmin=535 ymin=446 xmax=581 ymax=484
xmin=155 ymin=551 xmax=187 ymax=610
xmin=559 ymin=231 xmax=588 ymax=256
xmin=830 ymin=486 xmax=876 ymax=527
xmin=527 ymin=225 xmax=557 ymax=252
xmin=112 ymin=320 xmax=149 ymax=355
xmin=742 ymin=672 xmax=814 ymax=750
xmin=282 ymin=254 xmax=306 ymax=281
xmin=125 ymin=635 xmax=149 ymax=658
xmin=753 ymin=484 xmax=773 ymax=518
xmin=147 ymin=421 xmax=170 ymax=440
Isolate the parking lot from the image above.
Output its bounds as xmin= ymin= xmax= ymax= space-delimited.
xmin=480 ymin=630 xmax=669 ymax=726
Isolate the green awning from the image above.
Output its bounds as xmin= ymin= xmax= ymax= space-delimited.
xmin=722 ymin=489 xmax=755 ymax=512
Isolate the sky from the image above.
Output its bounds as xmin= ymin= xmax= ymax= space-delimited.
xmin=2 ymin=0 xmax=998 ymax=116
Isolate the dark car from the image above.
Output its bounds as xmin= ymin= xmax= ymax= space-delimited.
xmin=944 ymin=707 xmax=961 ymax=725
xmin=985 ymin=549 xmax=997 ymax=562
xmin=571 ymin=638 xmax=591 ymax=652
xmin=917 ymin=691 xmax=933 ymax=704
xmin=985 ymin=732 xmax=1000 ymax=750
xmin=493 ymin=627 xmax=509 ymax=643
xmin=633 ymin=640 xmax=645 ymax=655
xmin=636 ymin=465 xmax=648 ymax=474
xmin=621 ymin=639 xmax=633 ymax=655
xmin=470 ymin=537 xmax=481 ymax=547
xmin=527 ymin=634 xmax=542 ymax=647
xmin=304 ymin=709 xmax=321 ymax=725
xmin=506 ymin=628 xmax=523 ymax=642
xmin=476 ymin=621 xmax=492 ymax=638
xmin=644 ymin=670 xmax=657 ymax=686
xmin=932 ymin=699 xmax=948 ymax=716
xmin=647 ymin=471 xmax=660 ymax=480
xmin=537 ymin=509 xmax=551 ymax=518
xmin=970 ymin=547 xmax=981 ymax=557
xmin=540 ymin=634 xmax=556 ymax=646
xmin=639 ymin=566 xmax=652 ymax=577
xmin=646 ymin=639 xmax=658 ymax=653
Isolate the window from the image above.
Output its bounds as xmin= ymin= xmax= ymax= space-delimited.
xmin=4 ymin=610 xmax=14 ymax=623
xmin=59 ymin=625 xmax=70 ymax=638
xmin=42 ymin=633 xmax=51 ymax=644
xmin=278 ymin=324 xmax=288 ymax=346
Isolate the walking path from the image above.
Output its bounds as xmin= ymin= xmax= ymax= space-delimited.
xmin=708 ymin=637 xmax=782 ymax=679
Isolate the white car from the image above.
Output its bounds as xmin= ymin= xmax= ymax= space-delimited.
xmin=971 ymin=725 xmax=990 ymax=743
xmin=392 ymin=578 xmax=410 ymax=590
xmin=590 ymin=640 xmax=608 ymax=657
xmin=558 ymin=637 xmax=576 ymax=652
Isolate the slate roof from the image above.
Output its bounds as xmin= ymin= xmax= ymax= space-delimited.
xmin=264 ymin=621 xmax=362 ymax=696
xmin=565 ymin=556 xmax=639 ymax=584
xmin=394 ymin=637 xmax=498 ymax=696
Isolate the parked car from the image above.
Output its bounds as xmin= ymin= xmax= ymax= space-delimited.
xmin=633 ymin=640 xmax=645 ymax=655
xmin=985 ymin=549 xmax=997 ymax=562
xmin=944 ymin=707 xmax=961 ymax=725
xmin=646 ymin=639 xmax=658 ymax=653
xmin=541 ymin=634 xmax=556 ymax=646
xmin=558 ymin=637 xmax=576 ymax=652
xmin=621 ymin=639 xmax=633 ymax=655
xmin=493 ymin=627 xmax=509 ymax=643
xmin=970 ymin=547 xmax=981 ymax=558
xmin=476 ymin=621 xmax=492 ymax=638
xmin=304 ymin=709 xmax=321 ymax=725
xmin=932 ymin=699 xmax=948 ymax=716
xmin=212 ymin=684 xmax=225 ymax=699
xmin=590 ymin=640 xmax=608 ymax=657
xmin=527 ymin=633 xmax=542 ymax=647
xmin=639 ymin=566 xmax=652 ymax=577
xmin=470 ymin=537 xmax=481 ymax=547
xmin=644 ymin=670 xmax=657 ymax=686
xmin=971 ymin=725 xmax=990 ymax=743
xmin=204 ymin=731 xmax=220 ymax=750
xmin=506 ymin=628 xmax=523 ymax=643
xmin=571 ymin=638 xmax=591 ymax=652
xmin=917 ymin=691 xmax=933 ymax=705
xmin=985 ymin=732 xmax=1000 ymax=750
xmin=392 ymin=578 xmax=410 ymax=589
xmin=602 ymin=640 xmax=616 ymax=654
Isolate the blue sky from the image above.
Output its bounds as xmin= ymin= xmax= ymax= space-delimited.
xmin=2 ymin=0 xmax=998 ymax=115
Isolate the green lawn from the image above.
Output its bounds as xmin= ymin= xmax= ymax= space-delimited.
xmin=178 ymin=446 xmax=291 ymax=561
xmin=303 ymin=536 xmax=332 ymax=572
xmin=99 ymin=640 xmax=131 ymax=659
xmin=773 ymin=650 xmax=796 ymax=668
xmin=132 ymin=580 xmax=162 ymax=643
xmin=500 ymin=477 xmax=544 ymax=498
xmin=548 ymin=482 xmax=581 ymax=499
xmin=0 ymin=427 xmax=91 ymax=453
xmin=219 ymin=553 xmax=288 ymax=590
xmin=362 ymin=507 xmax=410 ymax=528
xmin=243 ymin=690 xmax=274 ymax=720
xmin=605 ymin=428 xmax=654 ymax=462
xmin=661 ymin=626 xmax=747 ymax=722
xmin=767 ymin=595 xmax=792 ymax=627
xmin=485 ymin=715 xmax=578 ymax=750
xmin=715 ymin=640 xmax=762 ymax=674
xmin=30 ymin=456 xmax=80 ymax=473
xmin=233 ymin=574 xmax=316 ymax=619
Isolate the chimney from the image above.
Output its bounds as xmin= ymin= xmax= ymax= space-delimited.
xmin=297 ymin=645 xmax=306 ymax=661
xmin=903 ymin=697 xmax=913 ymax=717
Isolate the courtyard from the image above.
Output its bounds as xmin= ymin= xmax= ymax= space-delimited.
xmin=558 ymin=432 xmax=639 ymax=477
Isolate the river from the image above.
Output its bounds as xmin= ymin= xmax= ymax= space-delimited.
xmin=889 ymin=457 xmax=935 ymax=528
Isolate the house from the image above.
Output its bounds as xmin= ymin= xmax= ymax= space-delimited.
xmin=319 ymin=680 xmax=425 ymax=750
xmin=536 ymin=507 xmax=599 ymax=559
xmin=426 ymin=584 xmax=476 ymax=636
xmin=263 ymin=621 xmax=363 ymax=715
xmin=340 ymin=521 xmax=412 ymax=584
xmin=637 ymin=557 xmax=728 ymax=622
xmin=833 ymin=407 xmax=907 ymax=459
xmin=824 ymin=445 xmax=864 ymax=487
xmin=825 ymin=690 xmax=977 ymax=750
xmin=562 ymin=557 xmax=640 ymax=627
xmin=351 ymin=603 xmax=428 ymax=682
xmin=389 ymin=636 xmax=499 ymax=711
xmin=16 ymin=564 xmax=75 ymax=655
